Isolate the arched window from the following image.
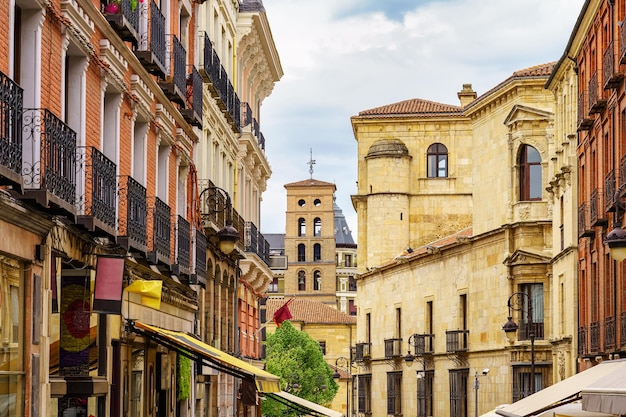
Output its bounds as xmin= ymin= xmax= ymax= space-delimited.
xmin=314 ymin=218 xmax=321 ymax=236
xmin=314 ymin=243 xmax=321 ymax=261
xmin=427 ymin=143 xmax=448 ymax=178
xmin=297 ymin=244 xmax=306 ymax=262
xmin=298 ymin=271 xmax=306 ymax=291
xmin=298 ymin=218 xmax=306 ymax=236
xmin=314 ymin=270 xmax=322 ymax=291
xmin=519 ymin=144 xmax=542 ymax=201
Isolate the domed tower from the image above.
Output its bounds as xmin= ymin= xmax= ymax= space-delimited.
xmin=363 ymin=138 xmax=412 ymax=267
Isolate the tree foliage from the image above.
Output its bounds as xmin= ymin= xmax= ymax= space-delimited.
xmin=261 ymin=321 xmax=339 ymax=416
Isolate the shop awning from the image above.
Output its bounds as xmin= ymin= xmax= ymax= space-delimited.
xmin=581 ymin=361 xmax=626 ymax=415
xmin=496 ymin=360 xmax=626 ymax=417
xmin=265 ymin=391 xmax=344 ymax=417
xmin=131 ymin=321 xmax=280 ymax=393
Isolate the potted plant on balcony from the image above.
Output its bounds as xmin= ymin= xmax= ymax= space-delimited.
xmin=104 ymin=0 xmax=121 ymax=14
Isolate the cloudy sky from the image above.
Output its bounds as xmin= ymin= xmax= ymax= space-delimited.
xmin=258 ymin=0 xmax=586 ymax=236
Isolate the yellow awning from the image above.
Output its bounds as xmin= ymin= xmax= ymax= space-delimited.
xmin=133 ymin=321 xmax=280 ymax=393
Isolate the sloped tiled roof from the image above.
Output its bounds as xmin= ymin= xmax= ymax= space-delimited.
xmin=357 ymin=98 xmax=463 ymax=117
xmin=334 ymin=199 xmax=355 ymax=246
xmin=284 ymin=178 xmax=337 ymax=188
xmin=265 ymin=298 xmax=356 ymax=325
xmin=239 ymin=0 xmax=265 ymax=12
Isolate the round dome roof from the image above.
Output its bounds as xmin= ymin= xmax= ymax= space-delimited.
xmin=366 ymin=139 xmax=409 ymax=158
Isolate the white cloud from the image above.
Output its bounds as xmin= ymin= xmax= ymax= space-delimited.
xmin=259 ymin=0 xmax=585 ymax=238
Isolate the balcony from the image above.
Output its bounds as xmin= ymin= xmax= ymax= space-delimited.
xmin=410 ymin=333 xmax=435 ymax=355
xmin=605 ymin=170 xmax=616 ymax=212
xmin=240 ymin=102 xmax=266 ymax=151
xmin=102 ymin=0 xmax=139 ymax=45
xmin=181 ymin=66 xmax=202 ymax=128
xmin=588 ymin=72 xmax=607 ymax=114
xmin=158 ymin=35 xmax=186 ymax=106
xmin=578 ymin=326 xmax=586 ymax=356
xmin=147 ymin=196 xmax=171 ymax=266
xmin=577 ymin=92 xmax=594 ymax=131
xmin=191 ymin=229 xmax=207 ymax=286
xmin=620 ymin=24 xmax=626 ymax=65
xmin=0 ymin=71 xmax=24 ymax=190
xmin=117 ymin=175 xmax=147 ymax=254
xmin=605 ymin=316 xmax=616 ymax=351
xmin=199 ymin=34 xmax=241 ymax=133
xmin=604 ymin=41 xmax=624 ymax=89
xmin=76 ymin=146 xmax=117 ymax=237
xmin=519 ymin=321 xmax=544 ymax=340
xmin=578 ymin=203 xmax=595 ymax=238
xmin=384 ymin=338 xmax=403 ymax=359
xmin=589 ymin=189 xmax=607 ymax=227
xmin=135 ymin=0 xmax=166 ymax=78
xmin=245 ymin=221 xmax=270 ymax=265
xmin=354 ymin=342 xmax=371 ymax=362
xmin=21 ymin=108 xmax=77 ymax=216
xmin=621 ymin=312 xmax=626 ymax=346
xmin=445 ymin=329 xmax=468 ymax=353
xmin=174 ymin=215 xmax=191 ymax=277
xmin=590 ymin=322 xmax=600 ymax=353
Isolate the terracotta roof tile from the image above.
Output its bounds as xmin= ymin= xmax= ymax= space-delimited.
xmin=284 ymin=179 xmax=337 ymax=188
xmin=358 ymin=98 xmax=463 ymax=117
xmin=265 ymin=298 xmax=356 ymax=325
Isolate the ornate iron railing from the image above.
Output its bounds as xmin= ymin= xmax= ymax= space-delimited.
xmin=383 ymin=338 xmax=403 ymax=359
xmin=22 ymin=108 xmax=76 ymax=205
xmin=118 ymin=175 xmax=147 ymax=246
xmin=184 ymin=65 xmax=202 ymax=127
xmin=244 ymin=221 xmax=270 ymax=265
xmin=137 ymin=1 xmax=166 ymax=72
xmin=241 ymin=102 xmax=252 ymax=127
xmin=621 ymin=311 xmax=626 ymax=346
xmin=578 ymin=326 xmax=586 ymax=355
xmin=445 ymin=329 xmax=468 ymax=353
xmin=103 ymin=0 xmax=139 ymax=43
xmin=590 ymin=322 xmax=600 ymax=353
xmin=410 ymin=333 xmax=435 ymax=355
xmin=605 ymin=316 xmax=616 ymax=351
xmin=149 ymin=196 xmax=171 ymax=263
xmin=177 ymin=215 xmax=190 ymax=273
xmin=605 ymin=170 xmax=615 ymax=212
xmin=0 ymin=71 xmax=23 ymax=176
xmin=164 ymin=34 xmax=186 ymax=103
xmin=194 ymin=228 xmax=207 ymax=281
xmin=354 ymin=342 xmax=371 ymax=361
xmin=76 ymin=146 xmax=116 ymax=229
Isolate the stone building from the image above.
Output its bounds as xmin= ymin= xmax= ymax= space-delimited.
xmin=350 ymin=62 xmax=577 ymax=417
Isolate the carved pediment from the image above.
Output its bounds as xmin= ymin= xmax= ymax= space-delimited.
xmin=503 ymin=249 xmax=551 ymax=267
xmin=504 ymin=104 xmax=553 ymax=128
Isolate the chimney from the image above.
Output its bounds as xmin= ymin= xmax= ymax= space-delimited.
xmin=457 ymin=84 xmax=477 ymax=107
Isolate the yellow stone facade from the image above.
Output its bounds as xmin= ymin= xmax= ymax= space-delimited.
xmin=351 ymin=63 xmax=578 ymax=417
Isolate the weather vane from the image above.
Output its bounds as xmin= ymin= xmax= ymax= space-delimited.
xmin=307 ymin=148 xmax=316 ymax=179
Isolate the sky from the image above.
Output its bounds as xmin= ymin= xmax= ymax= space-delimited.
xmin=258 ymin=0 xmax=586 ymax=236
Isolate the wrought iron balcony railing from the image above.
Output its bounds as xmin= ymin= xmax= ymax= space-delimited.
xmin=117 ymin=175 xmax=147 ymax=253
xmin=199 ymin=33 xmax=241 ymax=133
xmin=354 ymin=342 xmax=372 ymax=362
xmin=578 ymin=203 xmax=594 ymax=238
xmin=193 ymin=228 xmax=207 ymax=285
xmin=384 ymin=338 xmax=403 ymax=359
xmin=244 ymin=221 xmax=270 ymax=265
xmin=181 ymin=66 xmax=202 ymax=128
xmin=621 ymin=312 xmax=626 ymax=347
xmin=519 ymin=321 xmax=544 ymax=340
xmin=0 ymin=70 xmax=23 ymax=189
xmin=175 ymin=215 xmax=190 ymax=276
xmin=605 ymin=316 xmax=616 ymax=351
xmin=445 ymin=329 xmax=468 ymax=353
xmin=22 ymin=108 xmax=77 ymax=213
xmin=76 ymin=146 xmax=117 ymax=236
xmin=148 ymin=196 xmax=171 ymax=265
xmin=135 ymin=0 xmax=166 ymax=77
xmin=103 ymin=0 xmax=140 ymax=45
xmin=604 ymin=41 xmax=623 ymax=89
xmin=577 ymin=92 xmax=593 ymax=131
xmin=159 ymin=35 xmax=186 ymax=106
xmin=240 ymin=102 xmax=266 ymax=151
xmin=605 ymin=170 xmax=616 ymax=212
xmin=589 ymin=322 xmax=600 ymax=353
xmin=410 ymin=333 xmax=435 ymax=355
xmin=589 ymin=189 xmax=607 ymax=227
xmin=621 ymin=23 xmax=626 ymax=65
xmin=578 ymin=326 xmax=586 ymax=355
xmin=588 ymin=71 xmax=607 ymax=114
xmin=241 ymin=102 xmax=253 ymax=127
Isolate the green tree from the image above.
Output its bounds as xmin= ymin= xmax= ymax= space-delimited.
xmin=261 ymin=321 xmax=339 ymax=416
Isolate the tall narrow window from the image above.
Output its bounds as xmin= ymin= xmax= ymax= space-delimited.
xmin=313 ymin=243 xmax=321 ymax=261
xmin=298 ymin=271 xmax=306 ymax=291
xmin=298 ymin=218 xmax=306 ymax=236
xmin=449 ymin=369 xmax=468 ymax=417
xmin=513 ymin=365 xmax=549 ymax=401
xmin=313 ymin=270 xmax=321 ymax=291
xmin=314 ymin=217 xmax=321 ymax=236
xmin=387 ymin=372 xmax=402 ymax=415
xmin=519 ymin=144 xmax=542 ymax=201
xmin=297 ymin=244 xmax=305 ymax=262
xmin=357 ymin=374 xmax=372 ymax=414
xmin=418 ymin=370 xmax=434 ymax=417
xmin=427 ymin=143 xmax=448 ymax=178
xmin=520 ymin=283 xmax=544 ymax=340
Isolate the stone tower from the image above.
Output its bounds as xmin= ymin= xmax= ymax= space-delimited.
xmin=283 ymin=178 xmax=338 ymax=304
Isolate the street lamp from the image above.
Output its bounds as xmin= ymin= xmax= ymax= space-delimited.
xmin=605 ymin=185 xmax=626 ymax=261
xmin=332 ymin=356 xmax=354 ymax=416
xmin=474 ymin=369 xmax=489 ymax=417
xmin=503 ymin=292 xmax=535 ymax=394
xmin=404 ymin=334 xmax=430 ymax=417
xmin=199 ymin=185 xmax=239 ymax=254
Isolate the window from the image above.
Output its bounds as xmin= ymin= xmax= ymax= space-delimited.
xmin=298 ymin=271 xmax=306 ymax=291
xmin=513 ymin=365 xmax=549 ymax=401
xmin=357 ymin=374 xmax=372 ymax=414
xmin=313 ymin=244 xmax=321 ymax=261
xmin=318 ymin=341 xmax=326 ymax=355
xmin=344 ymin=254 xmax=352 ymax=267
xmin=297 ymin=244 xmax=305 ymax=262
xmin=418 ymin=370 xmax=434 ymax=417
xmin=449 ymin=369 xmax=468 ymax=417
xmin=313 ymin=270 xmax=321 ymax=291
xmin=387 ymin=372 xmax=402 ymax=415
xmin=348 ymin=299 xmax=357 ymax=316
xmin=427 ymin=143 xmax=448 ymax=178
xmin=348 ymin=276 xmax=357 ymax=291
xmin=298 ymin=218 xmax=306 ymax=236
xmin=519 ymin=144 xmax=542 ymax=201
xmin=298 ymin=199 xmax=305 ymax=207
xmin=519 ymin=283 xmax=544 ymax=340
xmin=314 ymin=198 xmax=321 ymax=206
xmin=314 ymin=217 xmax=321 ymax=236
xmin=268 ymin=277 xmax=278 ymax=293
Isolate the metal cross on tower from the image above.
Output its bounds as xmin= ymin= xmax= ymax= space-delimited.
xmin=307 ymin=148 xmax=316 ymax=179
